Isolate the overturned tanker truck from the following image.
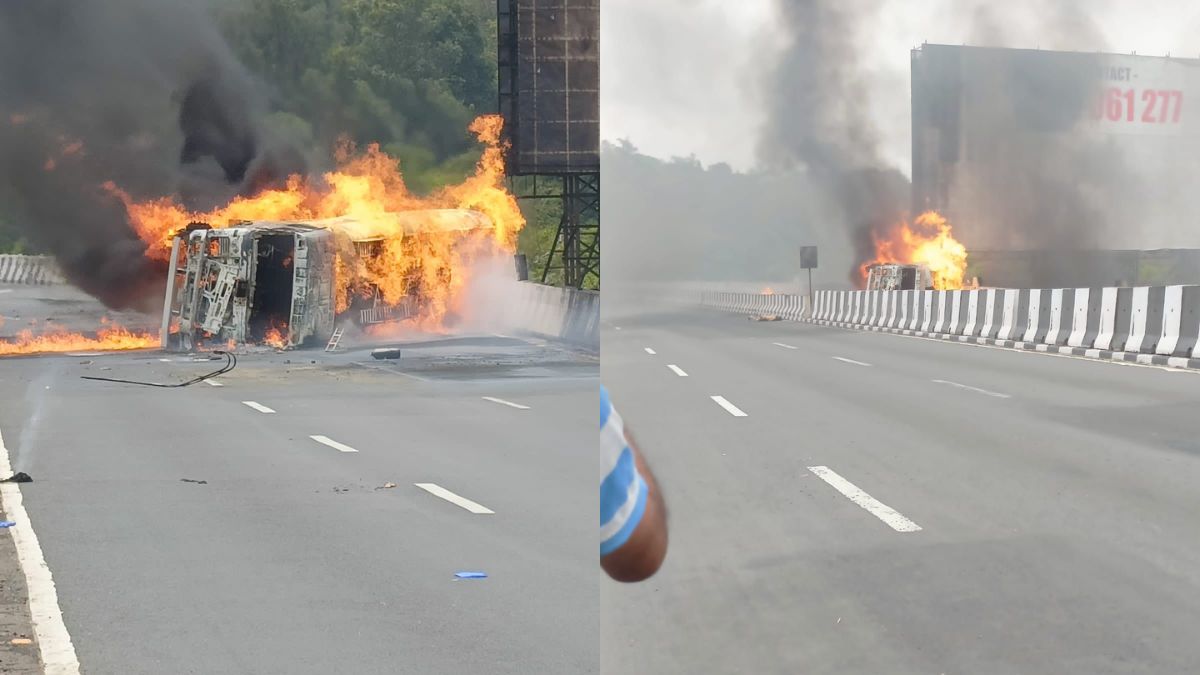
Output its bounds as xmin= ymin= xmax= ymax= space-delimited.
xmin=159 ymin=209 xmax=493 ymax=351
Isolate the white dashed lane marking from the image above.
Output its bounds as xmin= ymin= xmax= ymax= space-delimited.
xmin=309 ymin=435 xmax=359 ymax=453
xmin=667 ymin=365 xmax=688 ymax=377
xmin=931 ymin=379 xmax=1011 ymax=399
xmin=710 ymin=395 xmax=748 ymax=417
xmin=832 ymin=356 xmax=872 ymax=367
xmin=644 ymin=347 xmax=657 ymax=355
xmin=482 ymin=396 xmax=530 ymax=410
xmin=808 ymin=465 xmax=922 ymax=533
xmin=241 ymin=401 xmax=276 ymax=414
xmin=414 ymin=483 xmax=495 ymax=514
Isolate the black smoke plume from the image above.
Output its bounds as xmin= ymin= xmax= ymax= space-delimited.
xmin=0 ymin=0 xmax=303 ymax=310
xmin=757 ymin=0 xmax=910 ymax=286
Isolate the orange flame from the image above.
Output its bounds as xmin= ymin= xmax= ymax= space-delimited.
xmin=105 ymin=114 xmax=524 ymax=331
xmin=761 ymin=286 xmax=775 ymax=295
xmin=263 ymin=326 xmax=287 ymax=350
xmin=862 ymin=211 xmax=968 ymax=290
xmin=0 ymin=319 xmax=158 ymax=356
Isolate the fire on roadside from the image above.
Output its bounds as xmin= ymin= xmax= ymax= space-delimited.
xmin=0 ymin=318 xmax=158 ymax=357
xmin=761 ymin=286 xmax=775 ymax=295
xmin=105 ymin=114 xmax=524 ymax=330
xmin=861 ymin=211 xmax=968 ymax=290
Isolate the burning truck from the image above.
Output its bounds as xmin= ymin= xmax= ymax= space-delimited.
xmin=159 ymin=209 xmax=494 ymax=351
xmin=864 ymin=262 xmax=933 ymax=291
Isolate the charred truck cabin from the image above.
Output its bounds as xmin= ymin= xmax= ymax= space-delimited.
xmin=160 ymin=209 xmax=493 ymax=351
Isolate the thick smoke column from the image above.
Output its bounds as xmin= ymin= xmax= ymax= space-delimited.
xmin=757 ymin=0 xmax=910 ymax=285
xmin=757 ymin=0 xmax=1159 ymax=286
xmin=0 ymin=0 xmax=303 ymax=310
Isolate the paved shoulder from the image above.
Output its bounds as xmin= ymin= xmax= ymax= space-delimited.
xmin=0 ymin=499 xmax=39 ymax=674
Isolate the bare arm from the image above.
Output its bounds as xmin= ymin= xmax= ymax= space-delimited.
xmin=601 ymin=430 xmax=668 ymax=582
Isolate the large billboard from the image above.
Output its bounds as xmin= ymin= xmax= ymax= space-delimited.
xmin=497 ymin=0 xmax=599 ymax=176
xmin=912 ymin=45 xmax=1200 ymax=253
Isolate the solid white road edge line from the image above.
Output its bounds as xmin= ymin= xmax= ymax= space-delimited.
xmin=644 ymin=347 xmax=657 ymax=355
xmin=414 ymin=483 xmax=495 ymax=514
xmin=309 ymin=435 xmax=359 ymax=453
xmin=667 ymin=364 xmax=688 ymax=377
xmin=710 ymin=395 xmax=748 ymax=417
xmin=241 ymin=401 xmax=276 ymax=414
xmin=930 ymin=379 xmax=1011 ymax=399
xmin=832 ymin=356 xmax=872 ymax=367
xmin=772 ymin=342 xmax=798 ymax=350
xmin=807 ymin=465 xmax=922 ymax=533
xmin=0 ymin=427 xmax=81 ymax=674
xmin=482 ymin=396 xmax=530 ymax=410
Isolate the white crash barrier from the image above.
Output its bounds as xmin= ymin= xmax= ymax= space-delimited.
xmin=0 ymin=254 xmax=66 ymax=285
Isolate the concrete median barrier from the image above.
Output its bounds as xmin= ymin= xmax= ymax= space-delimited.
xmin=506 ymin=281 xmax=598 ymax=349
xmin=700 ymin=290 xmax=809 ymax=321
xmin=723 ymin=282 xmax=1200 ymax=369
xmin=685 ymin=279 xmax=1200 ymax=366
xmin=0 ymin=255 xmax=66 ymax=285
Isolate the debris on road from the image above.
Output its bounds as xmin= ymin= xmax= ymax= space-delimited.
xmin=0 ymin=522 xmax=14 ymax=528
xmin=82 ymin=350 xmax=236 ymax=388
xmin=372 ymin=347 xmax=402 ymax=360
xmin=375 ymin=482 xmax=397 ymax=490
xmin=10 ymin=637 xmax=31 ymax=646
xmin=0 ymin=473 xmax=32 ymax=484
xmin=179 ymin=479 xmax=208 ymax=485
xmin=454 ymin=571 xmax=487 ymax=579
xmin=749 ymin=314 xmax=780 ymax=322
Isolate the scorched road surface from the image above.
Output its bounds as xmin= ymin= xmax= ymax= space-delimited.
xmin=602 ymin=303 xmax=1200 ymax=675
xmin=0 ymin=336 xmax=597 ymax=674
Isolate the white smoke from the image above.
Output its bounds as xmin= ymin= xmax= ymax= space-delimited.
xmin=453 ymin=253 xmax=528 ymax=335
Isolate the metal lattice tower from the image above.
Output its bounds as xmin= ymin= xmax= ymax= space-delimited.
xmin=541 ymin=173 xmax=599 ymax=288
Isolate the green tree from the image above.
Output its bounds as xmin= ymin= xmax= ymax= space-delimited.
xmin=219 ymin=0 xmax=497 ymax=165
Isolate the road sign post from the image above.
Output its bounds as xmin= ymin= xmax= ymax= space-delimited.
xmin=799 ymin=246 xmax=818 ymax=317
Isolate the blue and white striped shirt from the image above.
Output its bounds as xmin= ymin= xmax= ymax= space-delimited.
xmin=600 ymin=386 xmax=648 ymax=556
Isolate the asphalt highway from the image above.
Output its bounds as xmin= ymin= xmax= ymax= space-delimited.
xmin=601 ymin=302 xmax=1200 ymax=674
xmin=0 ymin=330 xmax=597 ymax=674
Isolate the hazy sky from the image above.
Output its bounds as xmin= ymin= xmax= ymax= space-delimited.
xmin=601 ymin=0 xmax=1200 ymax=173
